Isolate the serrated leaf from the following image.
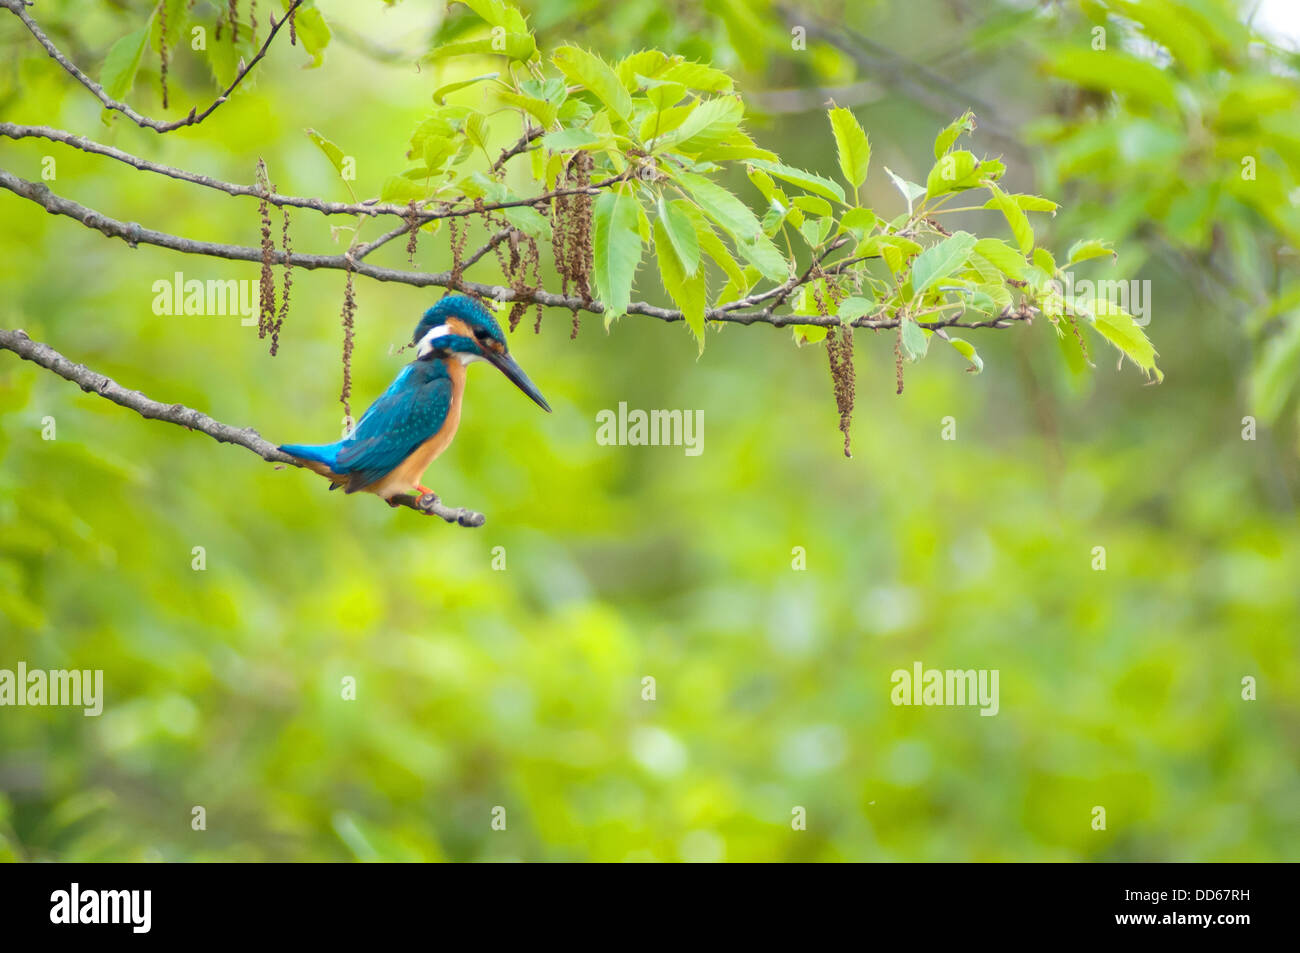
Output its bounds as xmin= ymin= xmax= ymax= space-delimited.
xmin=746 ymin=159 xmax=846 ymax=205
xmin=657 ymin=196 xmax=700 ymax=276
xmin=592 ymin=189 xmax=643 ymax=325
xmin=972 ymin=238 xmax=1027 ymax=280
xmin=672 ymin=171 xmax=762 ymax=241
xmin=933 ymin=111 xmax=976 ymax=158
xmin=1066 ymin=239 xmax=1117 ymax=265
xmin=925 ymin=150 xmax=981 ymax=198
xmin=430 ymin=33 xmax=535 ymax=62
xmin=911 ymin=231 xmax=977 ymax=296
xmin=654 ymin=218 xmax=707 ymax=352
xmin=987 ymin=184 xmax=1034 ymax=255
xmin=981 ymin=192 xmax=1058 ymax=213
xmin=828 ymin=106 xmax=871 ymax=192
xmin=736 ymin=233 xmax=789 ymax=283
xmin=460 ymin=0 xmax=530 ymax=34
xmin=659 ymin=61 xmax=733 ymax=92
xmin=553 ymin=46 xmax=632 ymax=121
xmin=496 ymin=89 xmax=559 ymax=131
xmin=652 ymin=95 xmax=744 ymax=154
xmin=679 ymin=204 xmax=746 ymax=292
xmin=1083 ymin=297 xmax=1161 ymax=380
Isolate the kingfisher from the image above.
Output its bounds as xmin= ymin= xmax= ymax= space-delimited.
xmin=278 ymin=295 xmax=550 ymax=503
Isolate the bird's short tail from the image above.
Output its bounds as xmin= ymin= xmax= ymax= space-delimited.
xmin=279 ymin=441 xmax=342 ymax=469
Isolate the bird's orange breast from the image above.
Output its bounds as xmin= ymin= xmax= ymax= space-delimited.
xmin=365 ymin=359 xmax=465 ymax=499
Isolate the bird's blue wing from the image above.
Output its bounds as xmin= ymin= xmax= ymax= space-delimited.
xmin=334 ymin=363 xmax=453 ymax=491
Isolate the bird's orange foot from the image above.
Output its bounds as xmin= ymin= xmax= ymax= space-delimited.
xmin=417 ymin=483 xmax=434 ymax=496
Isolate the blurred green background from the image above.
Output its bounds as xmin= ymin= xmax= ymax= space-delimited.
xmin=1 ymin=0 xmax=1298 ymax=861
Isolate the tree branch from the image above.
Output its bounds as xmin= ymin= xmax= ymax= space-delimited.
xmin=0 ymin=0 xmax=305 ymax=134
xmin=0 ymin=123 xmax=623 ymax=224
xmin=0 ymin=327 xmax=486 ymax=526
xmin=0 ymin=167 xmax=1032 ymax=332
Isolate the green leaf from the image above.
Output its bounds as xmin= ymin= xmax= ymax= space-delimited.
xmin=1083 ymin=297 xmax=1162 ymax=380
xmin=987 ymin=184 xmax=1034 ymax=255
xmin=657 ymin=196 xmax=701 ymax=276
xmin=1066 ymin=239 xmax=1117 ymax=265
xmin=429 ymin=34 xmax=535 ymax=62
xmin=592 ymin=189 xmax=643 ymax=325
xmin=925 ymin=150 xmax=981 ymax=198
xmin=981 ymin=192 xmax=1058 ymax=213
xmin=911 ymin=231 xmax=977 ymax=296
xmin=617 ymin=50 xmax=669 ymax=89
xmin=837 ymin=207 xmax=878 ymax=240
xmin=1048 ymin=48 xmax=1180 ymax=113
xmin=100 ymin=24 xmax=152 ymax=104
xmin=884 ymin=166 xmax=926 ymax=213
xmin=679 ymin=204 xmax=746 ymax=292
xmin=793 ymin=196 xmax=832 ymax=218
xmin=792 ymin=324 xmax=829 ymax=346
xmin=901 ymin=318 xmax=930 ymax=361
xmin=286 ymin=2 xmax=330 ymax=67
xmin=828 ymin=107 xmax=871 ymax=191
xmin=552 ymin=46 xmax=633 ymax=121
xmin=504 ymin=205 xmax=551 ymax=240
xmin=381 ymin=176 xmax=427 ymax=203
xmin=746 ymin=159 xmax=846 ymax=205
xmin=659 ymin=60 xmax=733 ymax=92
xmin=838 ymin=296 xmax=873 ymax=320
xmin=1252 ymin=316 xmax=1300 ymax=422
xmin=735 ymin=233 xmax=789 ymax=283
xmin=434 ymin=73 xmax=499 ymax=104
xmin=541 ymin=127 xmax=603 ymax=151
xmin=651 ymin=95 xmax=744 ymax=154
xmin=947 ymin=335 xmax=983 ymax=373
xmin=654 ymin=217 xmax=708 ymax=352
xmin=306 ymin=129 xmax=347 ymax=176
xmin=933 ymin=111 xmax=976 ymax=158
xmin=460 ymin=0 xmax=530 ymax=34
xmin=672 ymin=171 xmax=763 ymax=242
xmin=973 ymin=238 xmax=1027 ymax=280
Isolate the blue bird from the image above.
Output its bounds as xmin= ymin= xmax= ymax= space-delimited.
xmin=279 ymin=295 xmax=550 ymax=502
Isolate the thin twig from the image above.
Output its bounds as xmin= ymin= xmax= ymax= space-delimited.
xmin=0 ymin=0 xmax=305 ymax=133
xmin=0 ymin=123 xmax=624 ymax=223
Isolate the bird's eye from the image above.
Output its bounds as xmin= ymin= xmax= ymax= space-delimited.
xmin=474 ymin=328 xmax=491 ymax=342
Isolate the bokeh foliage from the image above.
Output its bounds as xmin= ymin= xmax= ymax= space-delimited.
xmin=0 ymin=0 xmax=1297 ymax=861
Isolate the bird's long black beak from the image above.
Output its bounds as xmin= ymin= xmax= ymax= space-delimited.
xmin=487 ymin=349 xmax=551 ymax=412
